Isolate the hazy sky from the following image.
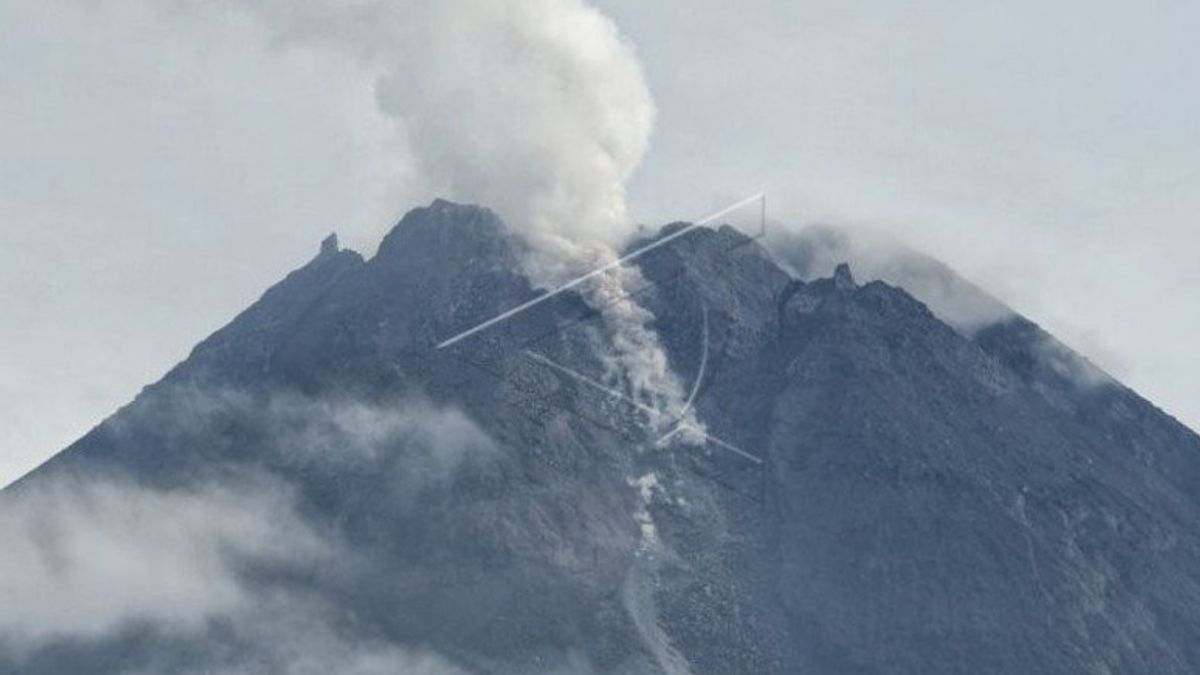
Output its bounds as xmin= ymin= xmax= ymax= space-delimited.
xmin=1 ymin=0 xmax=1197 ymax=486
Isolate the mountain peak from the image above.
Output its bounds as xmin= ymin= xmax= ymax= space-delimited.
xmin=319 ymin=232 xmax=339 ymax=256
xmin=376 ymin=199 xmax=513 ymax=260
xmin=426 ymin=197 xmax=498 ymax=220
xmin=833 ymin=262 xmax=856 ymax=290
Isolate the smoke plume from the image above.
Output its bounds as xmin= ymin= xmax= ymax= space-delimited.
xmin=180 ymin=0 xmax=655 ymax=250
xmin=165 ymin=0 xmax=698 ymax=442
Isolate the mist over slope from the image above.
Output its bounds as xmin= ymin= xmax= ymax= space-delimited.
xmin=3 ymin=200 xmax=1200 ymax=675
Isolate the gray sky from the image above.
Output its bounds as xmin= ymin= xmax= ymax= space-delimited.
xmin=1 ymin=0 xmax=1197 ymax=486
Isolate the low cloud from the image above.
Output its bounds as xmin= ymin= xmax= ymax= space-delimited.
xmin=109 ymin=385 xmax=498 ymax=488
xmin=1031 ymin=331 xmax=1116 ymax=392
xmin=262 ymin=394 xmax=497 ymax=472
xmin=0 ymin=474 xmax=325 ymax=651
xmin=767 ymin=224 xmax=1015 ymax=334
xmin=0 ymin=390 xmax=496 ymax=673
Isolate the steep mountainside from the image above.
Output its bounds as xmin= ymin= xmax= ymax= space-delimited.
xmin=4 ymin=200 xmax=1200 ymax=675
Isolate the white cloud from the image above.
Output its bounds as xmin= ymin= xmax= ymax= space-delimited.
xmin=112 ymin=387 xmax=501 ymax=488
xmin=262 ymin=394 xmax=498 ymax=471
xmin=0 ymin=475 xmax=326 ymax=650
xmin=0 ymin=389 xmax=496 ymax=672
xmin=766 ymin=224 xmax=1015 ymax=334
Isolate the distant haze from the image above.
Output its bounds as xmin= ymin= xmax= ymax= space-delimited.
xmin=1 ymin=0 xmax=1197 ymax=486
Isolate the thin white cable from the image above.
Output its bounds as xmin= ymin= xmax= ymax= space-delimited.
xmin=674 ymin=305 xmax=709 ymax=425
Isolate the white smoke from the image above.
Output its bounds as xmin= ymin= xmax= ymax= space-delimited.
xmin=536 ymin=237 xmax=706 ymax=442
xmin=175 ymin=0 xmax=655 ymax=249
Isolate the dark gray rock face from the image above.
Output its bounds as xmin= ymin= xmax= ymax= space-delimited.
xmin=4 ymin=200 xmax=1200 ymax=674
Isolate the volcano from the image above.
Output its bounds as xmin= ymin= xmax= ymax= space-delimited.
xmin=4 ymin=200 xmax=1200 ymax=675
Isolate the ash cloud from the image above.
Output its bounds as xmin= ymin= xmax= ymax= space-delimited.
xmin=174 ymin=0 xmax=655 ymax=251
